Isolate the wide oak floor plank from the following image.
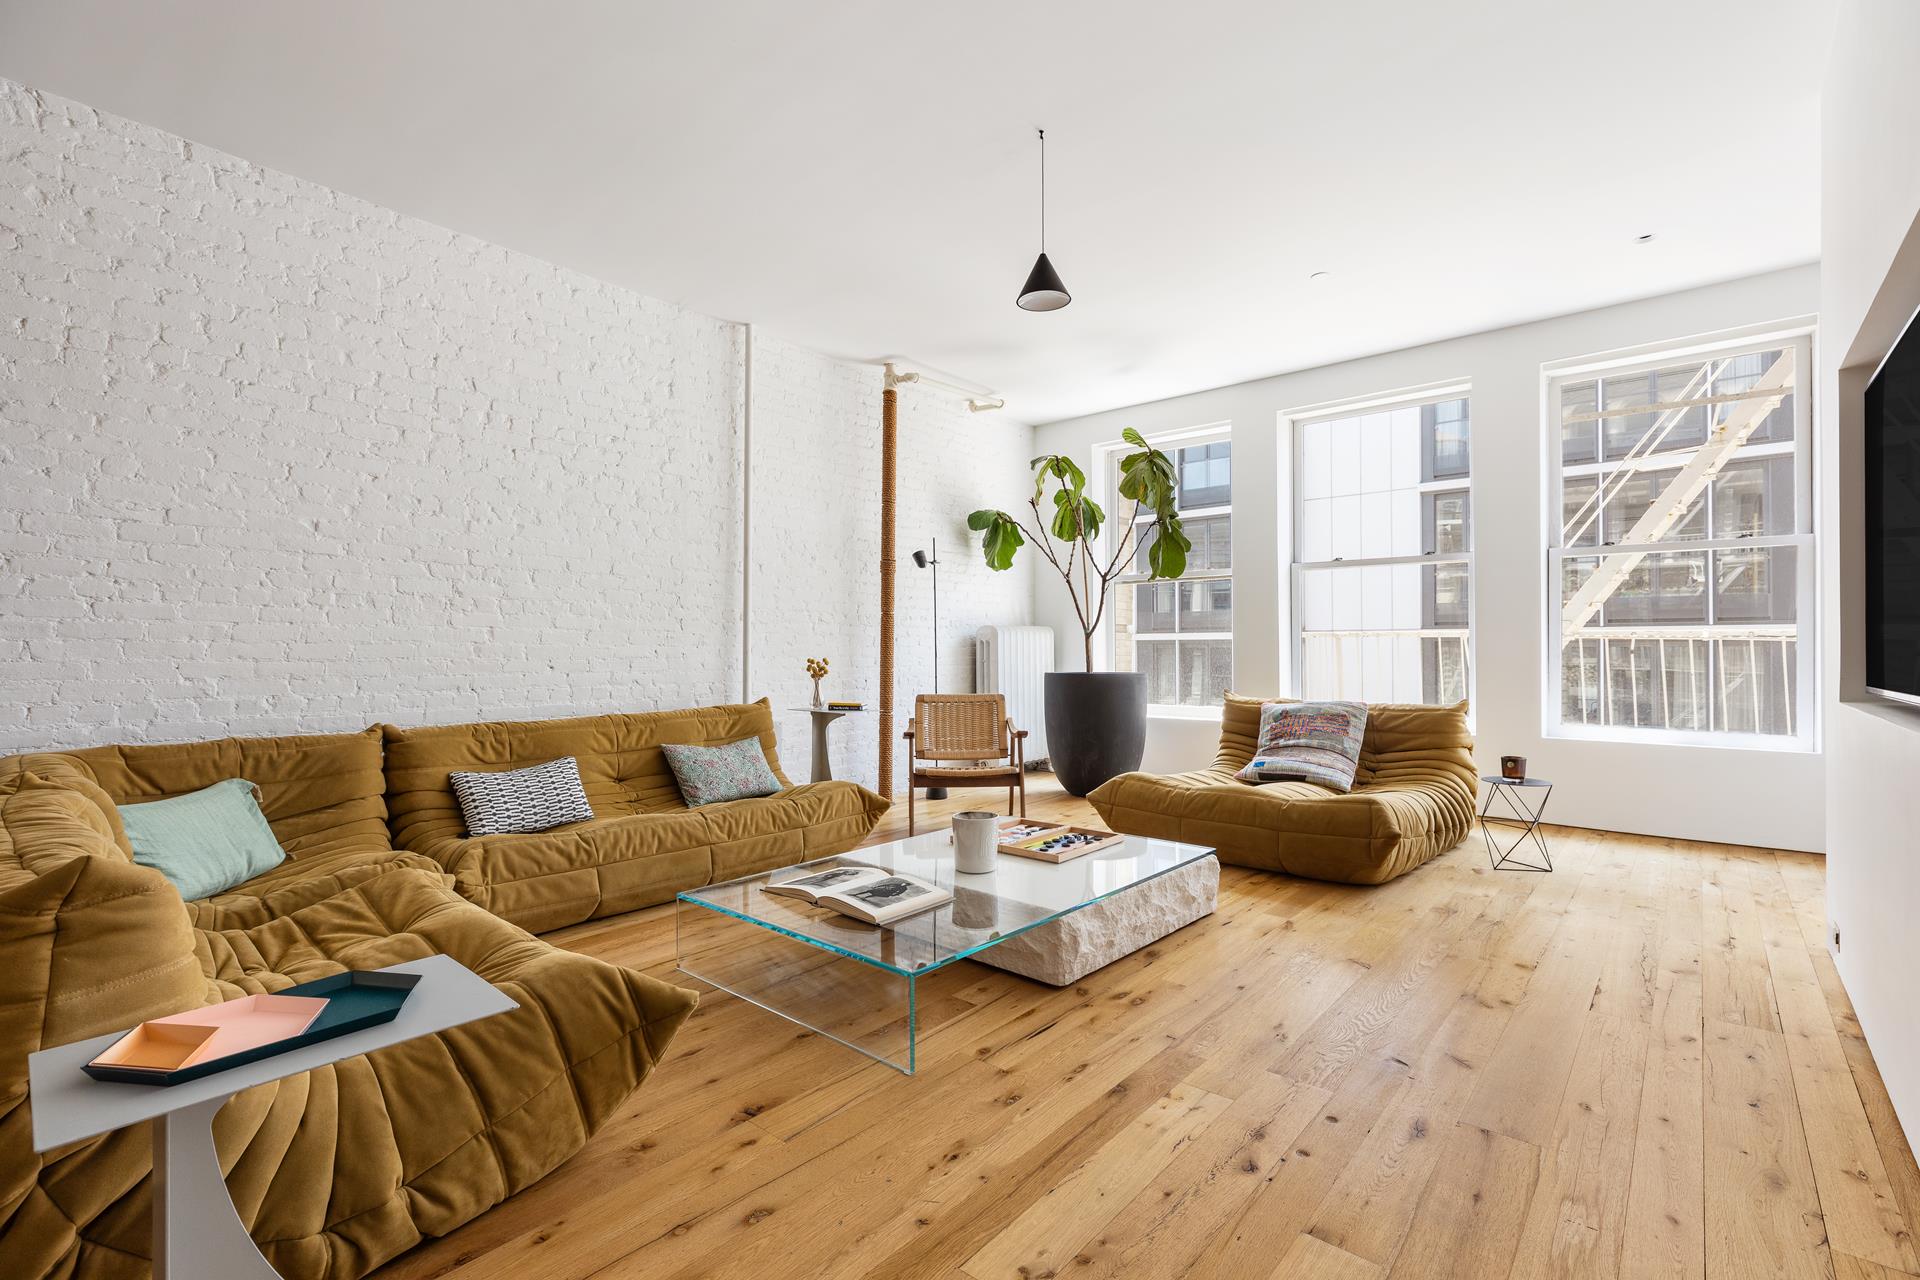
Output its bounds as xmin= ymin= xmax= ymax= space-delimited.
xmin=959 ymin=1080 xmax=1233 ymax=1279
xmin=1071 ymin=1073 xmax=1331 ymax=1279
xmin=1385 ymin=1121 xmax=1538 ymax=1280
xmin=1704 ymin=1019 xmax=1830 ymax=1280
xmin=1271 ymin=1232 xmax=1384 ymax=1280
xmin=1619 ymin=849 xmax=1707 ymax=1280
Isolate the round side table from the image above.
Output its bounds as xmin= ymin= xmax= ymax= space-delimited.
xmin=1478 ymin=776 xmax=1553 ymax=872
xmin=789 ymin=707 xmax=867 ymax=783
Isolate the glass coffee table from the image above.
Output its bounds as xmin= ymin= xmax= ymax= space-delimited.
xmin=676 ymin=829 xmax=1216 ymax=1074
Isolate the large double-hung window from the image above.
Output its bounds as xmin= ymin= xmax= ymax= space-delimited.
xmin=1110 ymin=430 xmax=1233 ymax=708
xmin=1293 ymin=390 xmax=1473 ymax=705
xmin=1546 ymin=331 xmax=1813 ymax=746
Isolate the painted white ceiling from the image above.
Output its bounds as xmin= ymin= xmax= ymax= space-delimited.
xmin=0 ymin=1 xmax=1835 ymax=425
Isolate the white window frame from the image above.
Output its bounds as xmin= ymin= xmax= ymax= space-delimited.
xmin=1542 ymin=324 xmax=1817 ymax=752
xmin=1285 ymin=382 xmax=1476 ymax=714
xmin=1097 ymin=422 xmax=1234 ymax=715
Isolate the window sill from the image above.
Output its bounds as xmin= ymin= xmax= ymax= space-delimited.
xmin=1541 ymin=723 xmax=1817 ymax=755
xmin=1146 ymin=704 xmax=1225 ymax=722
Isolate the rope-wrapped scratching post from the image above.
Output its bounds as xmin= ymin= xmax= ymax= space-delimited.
xmin=879 ymin=380 xmax=897 ymax=797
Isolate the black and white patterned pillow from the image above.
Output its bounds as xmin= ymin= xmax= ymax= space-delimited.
xmin=450 ymin=756 xmax=594 ymax=836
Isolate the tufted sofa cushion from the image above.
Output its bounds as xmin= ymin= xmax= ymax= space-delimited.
xmin=1089 ymin=694 xmax=1478 ymax=885
xmin=383 ymin=699 xmax=889 ymax=932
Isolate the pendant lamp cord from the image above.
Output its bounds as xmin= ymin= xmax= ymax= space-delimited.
xmin=1038 ymin=128 xmax=1046 ymax=250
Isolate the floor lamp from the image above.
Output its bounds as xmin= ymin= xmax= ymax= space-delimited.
xmin=911 ymin=540 xmax=946 ymax=799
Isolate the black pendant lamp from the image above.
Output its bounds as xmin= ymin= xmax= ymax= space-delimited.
xmin=1017 ymin=128 xmax=1071 ymax=311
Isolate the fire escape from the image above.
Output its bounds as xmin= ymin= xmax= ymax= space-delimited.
xmin=1558 ymin=347 xmax=1797 ymax=733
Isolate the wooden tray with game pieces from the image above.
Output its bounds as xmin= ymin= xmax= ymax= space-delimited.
xmin=995 ymin=819 xmax=1126 ymax=863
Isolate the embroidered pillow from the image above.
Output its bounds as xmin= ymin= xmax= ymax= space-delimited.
xmin=661 ymin=737 xmax=784 ymax=807
xmin=450 ymin=756 xmax=594 ymax=836
xmin=117 ymin=778 xmax=287 ymax=900
xmin=1233 ymin=700 xmax=1369 ymax=793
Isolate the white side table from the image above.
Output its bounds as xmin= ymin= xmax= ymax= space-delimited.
xmin=28 ymin=954 xmax=517 ymax=1279
xmin=788 ymin=706 xmax=867 ymax=783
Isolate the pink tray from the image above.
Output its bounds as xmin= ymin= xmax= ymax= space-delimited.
xmin=89 ymin=994 xmax=330 ymax=1073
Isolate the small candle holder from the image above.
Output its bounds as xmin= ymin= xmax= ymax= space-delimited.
xmin=1500 ymin=754 xmax=1527 ymax=781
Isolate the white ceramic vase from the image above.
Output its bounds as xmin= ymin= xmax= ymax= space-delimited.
xmin=951 ymin=811 xmax=1000 ymax=874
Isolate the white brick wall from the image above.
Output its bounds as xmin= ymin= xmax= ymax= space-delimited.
xmin=0 ymin=78 xmax=1035 ymax=773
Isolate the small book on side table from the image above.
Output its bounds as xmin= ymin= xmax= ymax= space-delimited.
xmin=764 ymin=865 xmax=952 ymax=925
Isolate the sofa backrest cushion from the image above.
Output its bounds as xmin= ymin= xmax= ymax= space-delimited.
xmin=1215 ymin=695 xmax=1267 ymax=772
xmin=57 ymin=728 xmax=391 ymax=861
xmin=1215 ymin=695 xmax=1476 ymax=792
xmin=0 ymin=767 xmax=205 ymax=1145
xmin=0 ymin=760 xmax=133 ymax=881
xmin=383 ymin=700 xmax=791 ymax=852
xmin=0 ymin=754 xmax=135 ymax=858
xmin=1354 ymin=701 xmax=1478 ymax=791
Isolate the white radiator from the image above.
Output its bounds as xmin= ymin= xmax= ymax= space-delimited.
xmin=975 ymin=625 xmax=1054 ymax=765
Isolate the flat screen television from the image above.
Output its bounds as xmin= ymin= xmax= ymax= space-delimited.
xmin=1866 ymin=304 xmax=1920 ymax=706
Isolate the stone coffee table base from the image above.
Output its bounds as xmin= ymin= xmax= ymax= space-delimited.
xmin=972 ymin=854 xmax=1220 ymax=986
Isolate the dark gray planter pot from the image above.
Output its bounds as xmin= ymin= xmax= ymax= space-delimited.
xmin=1045 ymin=671 xmax=1148 ymax=797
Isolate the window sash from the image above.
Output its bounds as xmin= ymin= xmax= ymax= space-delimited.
xmin=1116 ymin=503 xmax=1231 ymax=583
xmin=1543 ymin=525 xmax=1812 ymax=752
xmin=1553 ymin=633 xmax=1804 ymax=747
xmin=1132 ymin=635 xmax=1235 ymax=708
xmin=1550 ymin=539 xmax=1805 ymax=620
xmin=1295 ymin=560 xmax=1476 ymax=631
xmin=1547 ymin=335 xmax=1813 ymax=550
xmin=1543 ymin=327 xmax=1814 ymax=753
xmin=1128 ymin=577 xmax=1235 ymax=637
xmin=1289 ymin=387 xmax=1475 ymax=710
xmin=1099 ymin=424 xmax=1234 ymax=708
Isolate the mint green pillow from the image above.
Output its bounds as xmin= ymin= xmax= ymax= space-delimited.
xmin=117 ymin=778 xmax=287 ymax=901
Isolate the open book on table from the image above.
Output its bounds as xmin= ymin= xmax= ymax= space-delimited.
xmin=763 ymin=865 xmax=952 ymax=926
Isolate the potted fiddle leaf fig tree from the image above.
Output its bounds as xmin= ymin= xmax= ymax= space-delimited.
xmin=968 ymin=428 xmax=1190 ymax=795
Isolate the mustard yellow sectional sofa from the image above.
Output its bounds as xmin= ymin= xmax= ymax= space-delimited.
xmin=0 ymin=698 xmax=883 ymax=1279
xmin=1089 ymin=695 xmax=1478 ymax=885
xmin=0 ymin=729 xmax=698 ymax=1280
xmin=384 ymin=699 xmax=890 ymax=933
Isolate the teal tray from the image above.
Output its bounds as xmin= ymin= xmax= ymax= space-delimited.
xmin=83 ymin=970 xmax=421 ymax=1086
xmin=279 ymin=969 xmax=421 ymax=1035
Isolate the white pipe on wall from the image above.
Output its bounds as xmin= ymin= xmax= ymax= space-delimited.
xmin=740 ymin=321 xmax=754 ymax=702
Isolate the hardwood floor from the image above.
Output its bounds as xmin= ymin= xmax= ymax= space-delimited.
xmin=377 ymin=779 xmax=1919 ymax=1280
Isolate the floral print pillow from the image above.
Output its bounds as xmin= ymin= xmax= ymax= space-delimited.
xmin=661 ymin=737 xmax=784 ymax=807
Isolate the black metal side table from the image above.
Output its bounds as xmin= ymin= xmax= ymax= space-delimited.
xmin=1478 ymin=776 xmax=1553 ymax=872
